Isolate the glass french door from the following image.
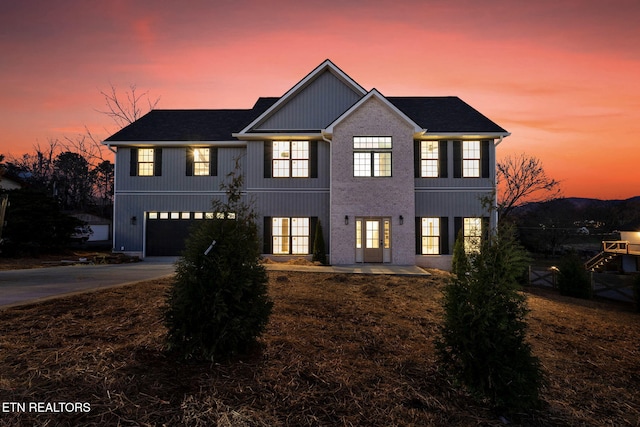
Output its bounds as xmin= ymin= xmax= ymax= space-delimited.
xmin=355 ymin=217 xmax=391 ymax=263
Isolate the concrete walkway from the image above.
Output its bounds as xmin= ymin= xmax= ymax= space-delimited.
xmin=264 ymin=263 xmax=429 ymax=276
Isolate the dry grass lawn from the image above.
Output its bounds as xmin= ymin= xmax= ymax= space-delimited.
xmin=0 ymin=268 xmax=638 ymax=426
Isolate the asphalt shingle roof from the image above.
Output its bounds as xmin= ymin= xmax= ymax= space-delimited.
xmin=105 ymin=96 xmax=506 ymax=142
xmin=388 ymin=97 xmax=507 ymax=134
xmin=105 ymin=98 xmax=278 ymax=142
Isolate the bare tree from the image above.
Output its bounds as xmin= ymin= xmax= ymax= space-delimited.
xmin=97 ymin=83 xmax=160 ymax=129
xmin=497 ymin=154 xmax=561 ymax=220
xmin=7 ymin=139 xmax=59 ymax=191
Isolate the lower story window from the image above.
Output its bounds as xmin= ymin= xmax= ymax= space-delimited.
xmin=272 ymin=217 xmax=310 ymax=255
xmin=421 ymin=217 xmax=440 ymax=254
xmin=464 ymin=217 xmax=482 ymax=253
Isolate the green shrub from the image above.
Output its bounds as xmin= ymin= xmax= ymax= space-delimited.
xmin=437 ymin=225 xmax=544 ymax=414
xmin=557 ymin=251 xmax=592 ymax=299
xmin=450 ymin=229 xmax=469 ymax=278
xmin=164 ymin=164 xmax=272 ymax=361
xmin=312 ymin=220 xmax=327 ymax=265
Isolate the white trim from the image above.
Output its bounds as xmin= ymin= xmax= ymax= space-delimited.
xmin=116 ymin=190 xmax=228 ymax=195
xmin=418 ymin=132 xmax=511 ymax=140
xmin=324 ymin=89 xmax=425 ymax=136
xmin=236 ymin=60 xmax=367 ymax=136
xmin=414 ymin=187 xmax=494 ymax=192
xmin=247 ymin=188 xmax=330 ymax=193
xmin=232 ymin=132 xmax=323 ymax=141
xmin=102 ymin=140 xmax=247 ymax=148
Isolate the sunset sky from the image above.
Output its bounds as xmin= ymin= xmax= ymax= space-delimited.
xmin=1 ymin=0 xmax=639 ymax=199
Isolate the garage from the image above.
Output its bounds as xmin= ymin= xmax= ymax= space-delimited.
xmin=145 ymin=212 xmax=203 ymax=256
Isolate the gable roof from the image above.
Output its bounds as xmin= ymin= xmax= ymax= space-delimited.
xmin=103 ymin=60 xmax=509 ymax=144
xmin=104 ymin=98 xmax=277 ymax=143
xmin=324 ymin=89 xmax=424 ymax=136
xmin=236 ymin=59 xmax=367 ymax=135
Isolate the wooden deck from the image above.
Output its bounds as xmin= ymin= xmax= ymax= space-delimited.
xmin=602 ymin=241 xmax=640 ymax=256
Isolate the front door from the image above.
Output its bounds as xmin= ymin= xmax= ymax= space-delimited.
xmin=363 ymin=219 xmax=383 ymax=263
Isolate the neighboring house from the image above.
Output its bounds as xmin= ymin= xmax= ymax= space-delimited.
xmin=104 ymin=60 xmax=509 ymax=269
xmin=70 ymin=213 xmax=112 ymax=242
xmin=586 ymin=230 xmax=640 ymax=273
xmin=0 ymin=171 xmax=24 ymax=191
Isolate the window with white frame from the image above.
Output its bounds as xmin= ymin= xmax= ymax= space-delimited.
xmin=420 ymin=141 xmax=439 ymax=178
xmin=421 ymin=217 xmax=440 ymax=254
xmin=462 ymin=141 xmax=481 ymax=177
xmin=137 ymin=148 xmax=155 ymax=176
xmin=272 ymin=217 xmax=310 ymax=254
xmin=193 ymin=148 xmax=210 ymax=176
xmin=272 ymin=141 xmax=309 ymax=178
xmin=463 ymin=217 xmax=482 ymax=253
xmin=353 ymin=136 xmax=392 ymax=177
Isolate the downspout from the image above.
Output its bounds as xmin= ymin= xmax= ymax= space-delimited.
xmin=321 ymin=131 xmax=332 ymax=264
xmin=105 ymin=142 xmax=117 ymax=252
xmin=493 ymin=135 xmax=505 ymax=228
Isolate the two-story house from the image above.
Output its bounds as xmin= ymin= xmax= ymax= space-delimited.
xmin=104 ymin=60 xmax=509 ymax=269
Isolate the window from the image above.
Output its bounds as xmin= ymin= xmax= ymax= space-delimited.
xmin=193 ymin=148 xmax=210 ymax=176
xmin=272 ymin=141 xmax=309 ymax=177
xmin=463 ymin=217 xmax=482 ymax=253
xmin=272 ymin=217 xmax=310 ymax=255
xmin=137 ymin=148 xmax=155 ymax=176
xmin=130 ymin=148 xmax=161 ymax=176
xmin=421 ymin=218 xmax=440 ymax=254
xmin=353 ymin=136 xmax=392 ymax=177
xmin=462 ymin=141 xmax=481 ymax=178
xmin=186 ymin=147 xmax=217 ymax=176
xmin=420 ymin=141 xmax=439 ymax=178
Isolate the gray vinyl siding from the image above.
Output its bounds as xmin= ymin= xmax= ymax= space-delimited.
xmin=113 ymin=193 xmax=227 ymax=253
xmin=255 ymin=71 xmax=362 ymax=130
xmin=415 ymin=191 xmax=492 ymax=217
xmin=414 ymin=140 xmax=495 ymax=189
xmin=415 ymin=190 xmax=493 ymax=255
xmin=115 ymin=146 xmax=245 ymax=193
xmin=244 ymin=140 xmax=330 ymax=190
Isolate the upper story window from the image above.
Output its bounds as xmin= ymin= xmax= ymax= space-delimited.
xmin=186 ymin=147 xmax=217 ymax=176
xmin=130 ymin=148 xmax=162 ymax=177
xmin=193 ymin=148 xmax=210 ymax=176
xmin=353 ymin=136 xmax=392 ymax=177
xmin=463 ymin=141 xmax=481 ymax=177
xmin=273 ymin=141 xmax=309 ymax=177
xmin=420 ymin=141 xmax=439 ymax=177
xmin=453 ymin=140 xmax=490 ymax=179
xmin=138 ymin=148 xmax=155 ymax=176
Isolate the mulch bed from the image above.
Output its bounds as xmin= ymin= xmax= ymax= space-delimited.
xmin=0 ymin=270 xmax=638 ymax=426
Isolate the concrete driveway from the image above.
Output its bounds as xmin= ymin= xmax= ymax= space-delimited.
xmin=0 ymin=258 xmax=177 ymax=308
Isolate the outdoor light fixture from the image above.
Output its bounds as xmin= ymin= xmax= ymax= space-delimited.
xmin=130 ymin=216 xmax=137 ymax=225
xmin=345 ymin=215 xmax=349 ymax=225
xmin=399 ymin=215 xmax=404 ymax=225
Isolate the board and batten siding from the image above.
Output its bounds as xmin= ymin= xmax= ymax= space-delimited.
xmin=244 ymin=140 xmax=330 ymax=190
xmin=256 ymin=71 xmax=363 ymax=131
xmin=115 ymin=146 xmax=245 ymax=193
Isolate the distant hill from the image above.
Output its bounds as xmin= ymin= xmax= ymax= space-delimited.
xmin=512 ymin=196 xmax=640 ymax=231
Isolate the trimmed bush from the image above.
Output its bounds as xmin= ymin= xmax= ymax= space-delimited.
xmin=437 ymin=225 xmax=544 ymax=414
xmin=312 ymin=220 xmax=327 ymax=265
xmin=557 ymin=251 xmax=592 ymax=299
xmin=164 ymin=165 xmax=272 ymax=361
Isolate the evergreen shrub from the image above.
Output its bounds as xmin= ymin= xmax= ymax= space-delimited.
xmin=164 ymin=164 xmax=272 ymax=361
